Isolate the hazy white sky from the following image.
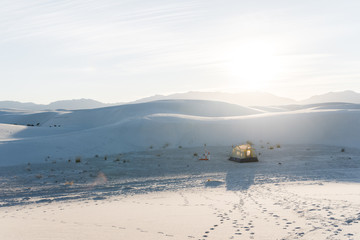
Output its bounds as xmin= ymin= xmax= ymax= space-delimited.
xmin=1 ymin=0 xmax=360 ymax=103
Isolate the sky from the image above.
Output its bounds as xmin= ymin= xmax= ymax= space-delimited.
xmin=1 ymin=0 xmax=360 ymax=104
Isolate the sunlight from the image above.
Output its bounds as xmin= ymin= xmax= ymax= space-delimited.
xmin=222 ymin=41 xmax=281 ymax=91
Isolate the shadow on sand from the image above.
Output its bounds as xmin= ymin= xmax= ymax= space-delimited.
xmin=225 ymin=161 xmax=257 ymax=191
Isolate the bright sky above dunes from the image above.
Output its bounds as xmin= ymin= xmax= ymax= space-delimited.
xmin=1 ymin=0 xmax=360 ymax=103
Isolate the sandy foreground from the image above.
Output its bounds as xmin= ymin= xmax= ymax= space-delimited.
xmin=0 ymin=181 xmax=359 ymax=240
xmin=1 ymin=145 xmax=360 ymax=239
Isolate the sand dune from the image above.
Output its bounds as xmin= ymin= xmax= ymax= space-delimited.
xmin=0 ymin=100 xmax=359 ymax=240
xmin=0 ymin=99 xmax=359 ymax=239
xmin=0 ymin=100 xmax=360 ymax=165
xmin=0 ymin=100 xmax=359 ymax=166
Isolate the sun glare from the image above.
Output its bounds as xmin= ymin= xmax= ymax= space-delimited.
xmin=223 ymin=42 xmax=281 ymax=91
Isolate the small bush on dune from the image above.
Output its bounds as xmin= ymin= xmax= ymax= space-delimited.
xmin=276 ymin=144 xmax=281 ymax=148
xmin=178 ymin=145 xmax=182 ymax=149
xmin=65 ymin=181 xmax=73 ymax=186
xmin=75 ymin=157 xmax=81 ymax=163
xmin=341 ymin=148 xmax=345 ymax=152
xmin=149 ymin=145 xmax=153 ymax=149
xmin=269 ymin=146 xmax=274 ymax=150
xmin=193 ymin=153 xmax=198 ymax=157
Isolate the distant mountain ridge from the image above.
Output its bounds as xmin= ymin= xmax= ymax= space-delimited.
xmin=132 ymin=91 xmax=297 ymax=106
xmin=47 ymin=99 xmax=112 ymax=110
xmin=0 ymin=99 xmax=117 ymax=111
xmin=300 ymin=90 xmax=360 ymax=104
xmin=1 ymin=90 xmax=360 ymax=110
xmin=0 ymin=101 xmax=46 ymax=110
xmin=133 ymin=90 xmax=360 ymax=105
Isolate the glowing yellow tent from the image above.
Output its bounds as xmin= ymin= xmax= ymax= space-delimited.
xmin=229 ymin=144 xmax=258 ymax=163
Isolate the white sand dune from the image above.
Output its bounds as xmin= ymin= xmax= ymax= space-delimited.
xmin=0 ymin=100 xmax=360 ymax=166
xmin=0 ymin=100 xmax=360 ymax=239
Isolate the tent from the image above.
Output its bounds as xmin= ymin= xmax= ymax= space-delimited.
xmin=229 ymin=144 xmax=258 ymax=163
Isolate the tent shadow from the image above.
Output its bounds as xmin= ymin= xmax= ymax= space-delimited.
xmin=225 ymin=162 xmax=257 ymax=191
